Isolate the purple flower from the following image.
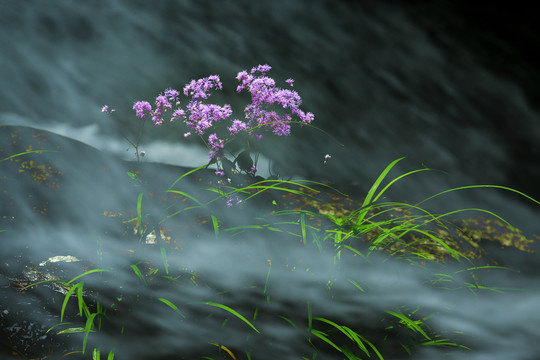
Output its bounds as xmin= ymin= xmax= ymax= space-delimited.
xmin=101 ymin=105 xmax=109 ymax=113
xmin=301 ymin=111 xmax=314 ymax=125
xmin=133 ymin=101 xmax=152 ymax=119
xmin=251 ymin=64 xmax=272 ymax=74
xmin=228 ymin=119 xmax=248 ymax=135
xmin=185 ymin=101 xmax=232 ymax=136
xmin=152 ymin=115 xmax=163 ymax=126
xmin=208 ymin=133 xmax=224 ymax=161
xmin=183 ymin=75 xmax=222 ymax=99
xmin=171 ymin=108 xmax=186 ymax=122
xmin=271 ymin=122 xmax=291 ymax=136
xmin=215 ymin=169 xmax=225 ymax=176
xmin=155 ymin=94 xmax=172 ymax=116
xmin=226 ymin=194 xmax=242 ymax=207
xmin=164 ymin=88 xmax=179 ymax=102
xmin=235 ymin=65 xmax=313 ymax=137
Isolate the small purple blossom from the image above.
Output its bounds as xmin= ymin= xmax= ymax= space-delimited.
xmin=184 ymin=132 xmax=191 ymax=138
xmin=185 ymin=102 xmax=232 ymax=136
xmin=228 ymin=119 xmax=248 ymax=135
xmin=226 ymin=194 xmax=242 ymax=207
xmin=133 ymin=101 xmax=152 ymax=119
xmin=183 ymin=75 xmax=222 ymax=99
xmin=155 ymin=94 xmax=172 ymax=111
xmin=171 ymin=108 xmax=186 ymax=122
xmin=208 ymin=133 xmax=224 ymax=161
xmin=215 ymin=169 xmax=225 ymax=176
xmin=152 ymin=115 xmax=163 ymax=126
xmin=101 ymin=105 xmax=109 ymax=113
xmin=248 ymin=165 xmax=257 ymax=176
xmin=164 ymin=88 xmax=179 ymax=102
xmin=251 ymin=64 xmax=271 ymax=74
xmin=236 ymin=64 xmax=314 ymax=137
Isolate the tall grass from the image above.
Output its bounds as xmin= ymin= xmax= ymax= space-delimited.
xmin=28 ymin=157 xmax=537 ymax=359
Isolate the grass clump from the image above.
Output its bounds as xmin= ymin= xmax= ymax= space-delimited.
xmin=31 ymin=155 xmax=537 ymax=359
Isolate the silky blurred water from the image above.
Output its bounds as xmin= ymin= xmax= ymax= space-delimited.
xmin=1 ymin=1 xmax=539 ymax=359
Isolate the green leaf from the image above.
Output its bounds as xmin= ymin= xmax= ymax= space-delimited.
xmin=160 ymin=246 xmax=169 ymax=275
xmin=202 ymin=302 xmax=260 ymax=334
xmin=166 ymin=189 xmax=205 ymax=207
xmin=60 ymin=283 xmax=82 ymax=322
xmin=68 ymin=268 xmax=110 ymax=285
xmin=57 ymin=327 xmax=86 ymax=334
xmin=386 ymin=310 xmax=430 ymax=340
xmin=158 ymin=298 xmax=186 ymax=318
xmin=168 ymin=164 xmax=209 ymax=190
xmin=0 ymin=149 xmax=58 ymax=162
xmin=211 ymin=215 xmax=219 ymax=238
xmin=82 ymin=313 xmax=99 ymax=354
xmin=131 ymin=264 xmax=147 ymax=286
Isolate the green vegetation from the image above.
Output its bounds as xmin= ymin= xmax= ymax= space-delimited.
xmin=24 ymin=157 xmax=537 ymax=359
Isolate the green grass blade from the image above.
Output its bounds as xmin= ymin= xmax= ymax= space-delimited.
xmin=314 ymin=317 xmax=369 ymax=356
xmin=160 ymin=247 xmax=169 ymax=275
xmin=68 ymin=269 xmax=110 ymax=285
xmin=277 ymin=315 xmax=297 ymax=328
xmin=21 ymin=278 xmax=68 ymax=291
xmin=300 ymin=213 xmax=306 ymax=244
xmin=60 ymin=283 xmax=82 ymax=322
xmin=202 ymin=302 xmax=260 ymax=334
xmin=57 ymin=327 xmax=86 ymax=334
xmin=130 ymin=264 xmax=147 ymax=286
xmin=417 ymin=184 xmax=540 ymax=207
xmin=363 ymin=338 xmax=385 ymax=360
xmin=167 ymin=163 xmax=209 ymax=190
xmin=165 ymin=189 xmax=205 ymax=207
xmin=363 ymin=157 xmax=405 ymax=208
xmin=348 ymin=279 xmax=366 ymax=292
xmin=158 ymin=298 xmax=186 ymax=318
xmin=386 ymin=310 xmax=430 ymax=340
xmin=82 ymin=313 xmax=99 ymax=354
xmin=0 ymin=150 xmax=58 ymax=162
xmin=310 ymin=329 xmax=343 ymax=354
xmin=211 ymin=215 xmax=219 ymax=238
xmin=77 ymin=282 xmax=90 ymax=318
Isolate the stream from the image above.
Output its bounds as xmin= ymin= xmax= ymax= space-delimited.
xmin=1 ymin=1 xmax=539 ymax=359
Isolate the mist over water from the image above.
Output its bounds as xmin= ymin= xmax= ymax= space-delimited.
xmin=1 ymin=1 xmax=540 ymax=359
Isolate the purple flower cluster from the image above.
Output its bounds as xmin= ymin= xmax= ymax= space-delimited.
xmin=132 ymin=88 xmax=181 ymax=126
xmin=207 ymin=133 xmax=224 ymax=161
xmin=235 ymin=64 xmax=314 ymax=137
xmin=131 ymin=65 xmax=314 ymax=173
xmin=226 ymin=194 xmax=242 ymax=207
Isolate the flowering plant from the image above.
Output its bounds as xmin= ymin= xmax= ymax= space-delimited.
xmin=131 ymin=64 xmax=314 ymax=179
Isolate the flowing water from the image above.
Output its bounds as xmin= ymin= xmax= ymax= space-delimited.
xmin=1 ymin=1 xmax=539 ymax=359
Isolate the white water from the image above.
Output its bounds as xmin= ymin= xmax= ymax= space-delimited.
xmin=1 ymin=1 xmax=539 ymax=359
